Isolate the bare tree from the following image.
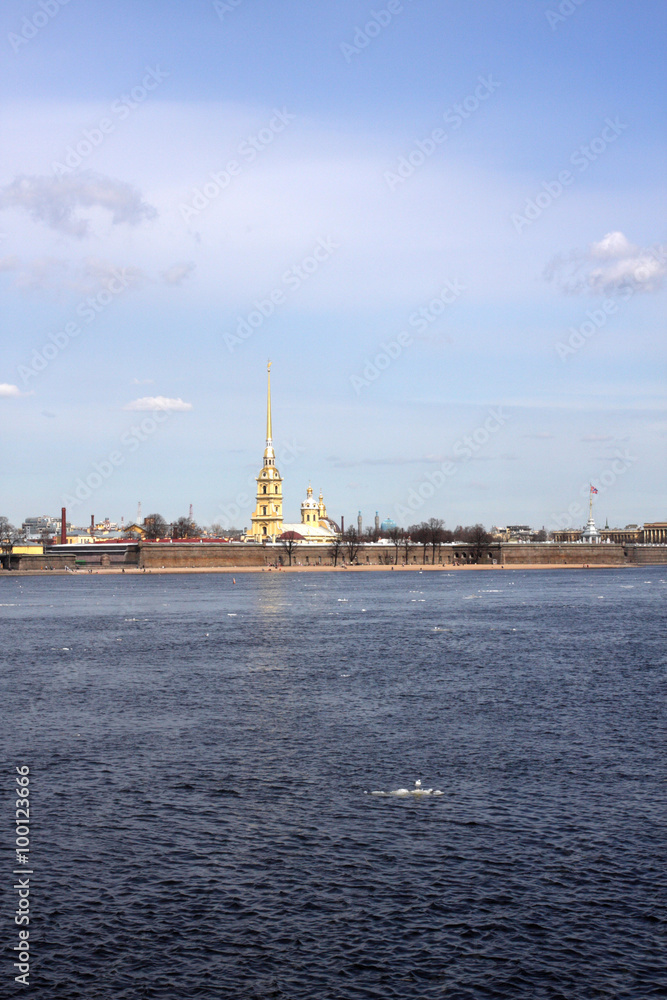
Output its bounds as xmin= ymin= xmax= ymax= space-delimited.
xmin=386 ymin=526 xmax=403 ymax=565
xmin=364 ymin=525 xmax=379 ymax=543
xmin=402 ymin=530 xmax=412 ymax=564
xmin=425 ymin=518 xmax=446 ymax=564
xmin=171 ymin=516 xmax=201 ymax=539
xmin=278 ymin=530 xmax=301 ymax=566
xmin=0 ymin=517 xmax=18 ymax=541
xmin=328 ymin=535 xmax=343 ymax=567
xmin=0 ymin=519 xmax=19 ymax=564
xmin=0 ymin=519 xmax=15 ymax=569
xmin=462 ymin=524 xmax=492 ymax=563
xmin=343 ymin=527 xmax=363 ymax=564
xmin=223 ymin=526 xmax=244 ymax=539
xmin=205 ymin=523 xmax=243 ymax=539
xmin=408 ymin=523 xmax=430 ymax=564
xmin=143 ymin=514 xmax=168 ymax=540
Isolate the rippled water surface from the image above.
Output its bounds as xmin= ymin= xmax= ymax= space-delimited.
xmin=3 ymin=568 xmax=666 ymax=999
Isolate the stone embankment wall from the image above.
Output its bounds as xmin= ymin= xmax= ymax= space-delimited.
xmin=6 ymin=552 xmax=78 ymax=571
xmin=4 ymin=542 xmax=666 ymax=571
xmin=137 ymin=541 xmax=667 ymax=568
xmin=499 ymin=543 xmax=627 ymax=566
xmin=625 ymin=545 xmax=667 ymax=564
xmin=139 ymin=542 xmax=268 ymax=569
xmin=499 ymin=544 xmax=667 ymax=566
xmin=7 ymin=546 xmax=140 ymax=571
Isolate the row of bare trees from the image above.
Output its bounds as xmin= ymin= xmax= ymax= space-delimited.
xmin=141 ymin=514 xmax=203 ymax=540
xmin=142 ymin=517 xmax=247 ymax=540
xmin=319 ymin=519 xmax=492 ymax=566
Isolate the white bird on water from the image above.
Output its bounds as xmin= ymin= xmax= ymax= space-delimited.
xmin=369 ymin=779 xmax=443 ymax=797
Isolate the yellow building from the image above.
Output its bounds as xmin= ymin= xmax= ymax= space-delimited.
xmin=248 ymin=362 xmax=284 ymax=541
xmin=246 ymin=364 xmax=339 ymax=544
xmin=124 ymin=523 xmax=147 ymax=538
xmin=280 ymin=485 xmax=339 ymax=543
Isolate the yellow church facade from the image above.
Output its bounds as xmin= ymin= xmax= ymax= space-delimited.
xmin=248 ymin=362 xmax=284 ymax=540
xmin=247 ymin=363 xmax=339 ymax=543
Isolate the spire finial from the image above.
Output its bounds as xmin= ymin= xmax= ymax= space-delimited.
xmin=266 ymin=361 xmax=272 ymax=444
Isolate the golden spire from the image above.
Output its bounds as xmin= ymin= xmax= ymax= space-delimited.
xmin=266 ymin=360 xmax=272 ymax=444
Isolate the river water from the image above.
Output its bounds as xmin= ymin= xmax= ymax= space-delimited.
xmin=3 ymin=568 xmax=666 ymax=999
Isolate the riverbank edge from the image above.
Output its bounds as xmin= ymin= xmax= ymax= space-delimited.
xmin=0 ymin=562 xmax=636 ymax=576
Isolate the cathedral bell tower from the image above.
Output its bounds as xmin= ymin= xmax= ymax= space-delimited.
xmin=249 ymin=361 xmax=283 ymax=541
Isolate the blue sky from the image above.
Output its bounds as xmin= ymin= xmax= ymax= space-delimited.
xmin=1 ymin=0 xmax=665 ymax=530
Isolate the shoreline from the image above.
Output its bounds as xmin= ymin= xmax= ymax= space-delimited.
xmin=0 ymin=562 xmax=635 ymax=576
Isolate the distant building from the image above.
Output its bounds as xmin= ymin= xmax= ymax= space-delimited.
xmin=643 ymin=522 xmax=667 ymax=543
xmin=551 ymin=523 xmax=667 ymax=544
xmin=22 ymin=515 xmax=65 ymax=540
xmin=281 ymin=485 xmax=339 ymax=544
xmin=580 ymin=493 xmax=601 ymax=542
xmin=124 ymin=523 xmax=147 ymax=538
xmin=11 ymin=543 xmax=44 ymax=555
xmin=492 ymin=525 xmax=542 ymax=542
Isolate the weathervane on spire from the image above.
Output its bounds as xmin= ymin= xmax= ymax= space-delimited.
xmin=266 ymin=360 xmax=273 ymax=445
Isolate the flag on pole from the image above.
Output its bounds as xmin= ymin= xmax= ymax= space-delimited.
xmin=590 ymin=485 xmax=599 ymax=494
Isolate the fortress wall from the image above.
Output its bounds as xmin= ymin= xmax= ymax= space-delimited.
xmin=138 ymin=543 xmax=269 ymax=568
xmin=9 ymin=553 xmax=78 ymax=571
xmin=625 ymin=546 xmax=667 ymax=564
xmin=6 ymin=542 xmax=666 ymax=572
xmin=499 ymin=543 xmax=628 ymax=566
xmin=137 ymin=541 xmax=667 ymax=569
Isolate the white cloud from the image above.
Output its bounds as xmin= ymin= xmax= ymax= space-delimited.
xmin=124 ymin=396 xmax=192 ymax=411
xmin=161 ymin=261 xmax=196 ymax=285
xmin=0 ymin=383 xmax=22 ymax=397
xmin=78 ymin=257 xmax=146 ymax=292
xmin=0 ymin=171 xmax=157 ymax=237
xmin=132 ymin=377 xmax=154 ymax=385
xmin=591 ymin=231 xmax=633 ymax=258
xmin=545 ymin=231 xmax=667 ymax=295
xmin=0 ymin=254 xmax=147 ymax=294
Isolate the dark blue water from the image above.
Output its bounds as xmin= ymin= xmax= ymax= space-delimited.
xmin=3 ymin=568 xmax=666 ymax=999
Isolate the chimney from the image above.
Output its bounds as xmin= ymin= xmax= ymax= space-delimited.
xmin=90 ymin=514 xmax=95 ymax=534
xmin=341 ymin=515 xmax=344 ymax=536
xmin=61 ymin=507 xmax=67 ymax=545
